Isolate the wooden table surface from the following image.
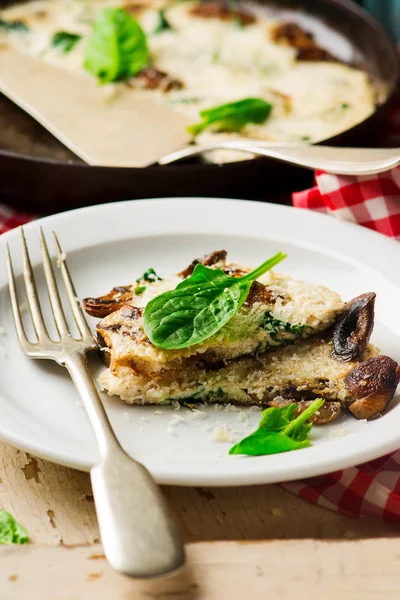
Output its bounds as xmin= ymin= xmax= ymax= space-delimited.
xmin=1 ymin=438 xmax=400 ymax=598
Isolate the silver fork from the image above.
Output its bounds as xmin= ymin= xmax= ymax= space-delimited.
xmin=6 ymin=228 xmax=184 ymax=578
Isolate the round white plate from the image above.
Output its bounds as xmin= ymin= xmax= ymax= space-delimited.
xmin=1 ymin=198 xmax=400 ymax=486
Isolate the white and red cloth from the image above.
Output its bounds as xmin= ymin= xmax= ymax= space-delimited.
xmin=286 ymin=91 xmax=400 ymax=521
xmin=1 ymin=89 xmax=400 ymax=522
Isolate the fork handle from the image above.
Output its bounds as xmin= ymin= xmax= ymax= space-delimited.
xmin=65 ymin=352 xmax=184 ymax=578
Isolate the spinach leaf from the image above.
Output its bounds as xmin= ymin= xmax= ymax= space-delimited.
xmin=262 ymin=310 xmax=305 ymax=341
xmin=143 ymin=252 xmax=286 ymax=349
xmin=52 ymin=31 xmax=81 ymax=53
xmin=229 ymin=398 xmax=324 ymax=456
xmin=0 ymin=18 xmax=28 ymax=32
xmin=84 ymin=8 xmax=149 ymax=84
xmin=0 ymin=510 xmax=28 ymax=545
xmin=154 ymin=8 xmax=173 ymax=34
xmin=137 ymin=268 xmax=162 ymax=283
xmin=188 ymin=98 xmax=272 ymax=136
xmin=134 ymin=285 xmax=146 ymax=295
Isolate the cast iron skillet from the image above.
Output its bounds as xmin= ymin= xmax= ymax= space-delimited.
xmin=0 ymin=0 xmax=398 ymax=213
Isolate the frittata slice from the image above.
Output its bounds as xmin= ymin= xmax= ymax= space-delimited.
xmin=98 ymin=336 xmax=398 ymax=423
xmin=84 ymin=251 xmax=344 ymax=379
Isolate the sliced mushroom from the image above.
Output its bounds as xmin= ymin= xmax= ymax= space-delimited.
xmin=190 ymin=2 xmax=256 ymax=26
xmin=245 ymin=281 xmax=279 ymax=307
xmin=332 ymin=293 xmax=375 ymax=362
xmin=83 ymin=286 xmax=134 ymax=318
xmin=178 ymin=250 xmax=228 ymax=278
xmin=129 ymin=67 xmax=183 ymax=92
xmin=268 ymin=398 xmax=342 ymax=425
xmin=345 ymin=355 xmax=399 ymax=420
xmin=270 ymin=22 xmax=336 ymax=62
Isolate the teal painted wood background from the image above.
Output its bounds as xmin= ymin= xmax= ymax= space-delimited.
xmin=354 ymin=0 xmax=400 ymax=40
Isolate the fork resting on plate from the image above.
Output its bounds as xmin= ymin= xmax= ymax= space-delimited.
xmin=7 ymin=228 xmax=184 ymax=578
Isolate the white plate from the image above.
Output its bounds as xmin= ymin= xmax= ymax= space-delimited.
xmin=1 ymin=198 xmax=400 ymax=486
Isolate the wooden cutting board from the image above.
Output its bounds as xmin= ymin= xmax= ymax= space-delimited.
xmin=0 ymin=47 xmax=191 ymax=167
xmin=1 ymin=539 xmax=400 ymax=599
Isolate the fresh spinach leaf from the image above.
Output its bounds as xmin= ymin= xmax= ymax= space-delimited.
xmin=0 ymin=18 xmax=28 ymax=32
xmin=52 ymin=31 xmax=82 ymax=53
xmin=134 ymin=285 xmax=147 ymax=295
xmin=229 ymin=398 xmax=324 ymax=456
xmin=262 ymin=310 xmax=305 ymax=341
xmin=188 ymin=98 xmax=272 ymax=136
xmin=137 ymin=268 xmax=162 ymax=283
xmin=143 ymin=252 xmax=286 ymax=349
xmin=154 ymin=8 xmax=173 ymax=34
xmin=0 ymin=510 xmax=28 ymax=545
xmin=84 ymin=8 xmax=149 ymax=84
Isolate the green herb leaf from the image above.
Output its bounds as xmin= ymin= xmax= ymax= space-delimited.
xmin=137 ymin=268 xmax=162 ymax=283
xmin=143 ymin=252 xmax=286 ymax=349
xmin=52 ymin=31 xmax=82 ymax=53
xmin=262 ymin=310 xmax=305 ymax=341
xmin=0 ymin=510 xmax=28 ymax=545
xmin=229 ymin=398 xmax=324 ymax=456
xmin=84 ymin=8 xmax=149 ymax=84
xmin=0 ymin=18 xmax=28 ymax=32
xmin=134 ymin=285 xmax=147 ymax=295
xmin=188 ymin=97 xmax=272 ymax=136
xmin=154 ymin=8 xmax=173 ymax=34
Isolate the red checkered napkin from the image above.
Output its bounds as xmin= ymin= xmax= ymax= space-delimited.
xmin=293 ymin=168 xmax=400 ymax=239
xmin=0 ymin=204 xmax=34 ymax=234
xmin=288 ymin=167 xmax=400 ymax=521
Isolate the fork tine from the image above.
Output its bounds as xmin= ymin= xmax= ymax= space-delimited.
xmin=40 ymin=228 xmax=70 ymax=339
xmin=20 ymin=228 xmax=49 ymax=341
xmin=52 ymin=232 xmax=94 ymax=343
xmin=6 ymin=243 xmax=34 ymax=352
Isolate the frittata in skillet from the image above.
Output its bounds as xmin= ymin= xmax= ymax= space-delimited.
xmin=0 ymin=0 xmax=376 ymax=163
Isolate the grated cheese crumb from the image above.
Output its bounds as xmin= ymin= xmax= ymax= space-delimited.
xmin=211 ymin=425 xmax=236 ymax=443
xmin=154 ymin=410 xmax=163 ymax=415
xmin=237 ymin=411 xmax=250 ymax=423
xmin=188 ymin=409 xmax=208 ymax=420
xmin=172 ymin=400 xmax=180 ymax=411
xmin=168 ymin=415 xmax=185 ymax=427
xmin=328 ymin=428 xmax=348 ymax=438
xmin=223 ymin=403 xmax=240 ymax=412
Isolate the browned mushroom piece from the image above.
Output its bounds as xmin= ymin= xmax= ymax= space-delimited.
xmin=270 ymin=22 xmax=336 ymax=62
xmin=129 ymin=67 xmax=184 ymax=92
xmin=346 ymin=355 xmax=399 ymax=420
xmin=245 ymin=281 xmax=279 ymax=307
xmin=121 ymin=2 xmax=145 ymax=15
xmin=332 ymin=293 xmax=375 ymax=362
xmin=190 ymin=1 xmax=256 ymax=26
xmin=83 ymin=286 xmax=134 ymax=318
xmin=178 ymin=250 xmax=228 ymax=278
xmin=268 ymin=398 xmax=342 ymax=425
